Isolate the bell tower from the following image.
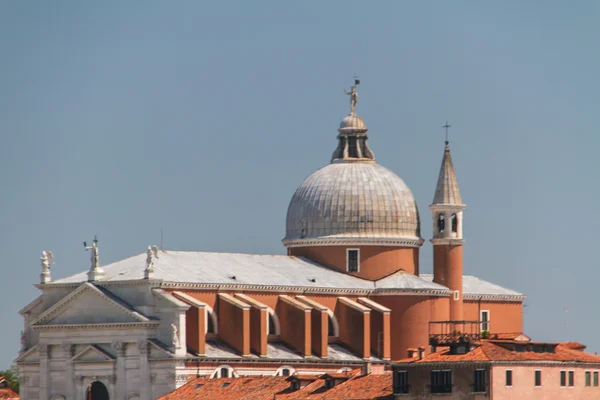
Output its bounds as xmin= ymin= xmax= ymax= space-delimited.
xmin=430 ymin=134 xmax=465 ymax=320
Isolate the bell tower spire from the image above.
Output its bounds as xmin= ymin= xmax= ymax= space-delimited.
xmin=430 ymin=125 xmax=466 ymax=321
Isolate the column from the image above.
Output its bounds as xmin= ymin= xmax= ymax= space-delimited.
xmin=113 ymin=342 xmax=126 ymax=399
xmin=137 ymin=340 xmax=150 ymax=400
xmin=61 ymin=344 xmax=75 ymax=400
xmin=38 ymin=344 xmax=49 ymax=400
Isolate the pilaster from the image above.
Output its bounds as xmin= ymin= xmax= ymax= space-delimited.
xmin=137 ymin=340 xmax=150 ymax=400
xmin=38 ymin=344 xmax=50 ymax=400
xmin=113 ymin=341 xmax=127 ymax=399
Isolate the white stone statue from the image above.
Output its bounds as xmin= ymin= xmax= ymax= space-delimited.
xmin=145 ymin=246 xmax=155 ymax=271
xmin=171 ymin=324 xmax=180 ymax=348
xmin=85 ymin=236 xmax=105 ymax=281
xmin=344 ymin=85 xmax=359 ymax=115
xmin=40 ymin=250 xmax=54 ymax=284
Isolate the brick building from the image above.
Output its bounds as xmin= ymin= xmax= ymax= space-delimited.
xmin=17 ymin=82 xmax=525 ymax=400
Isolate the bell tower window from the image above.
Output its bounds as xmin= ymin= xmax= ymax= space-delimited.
xmin=346 ymin=249 xmax=360 ymax=272
xmin=437 ymin=214 xmax=445 ymax=234
xmin=451 ymin=213 xmax=458 ymax=233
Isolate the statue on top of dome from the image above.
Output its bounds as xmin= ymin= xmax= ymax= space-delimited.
xmin=344 ymin=78 xmax=360 ymax=115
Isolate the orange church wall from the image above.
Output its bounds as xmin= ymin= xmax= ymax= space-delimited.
xmin=433 ymin=245 xmax=463 ymax=320
xmin=249 ymin=306 xmax=268 ymax=357
xmin=336 ymin=300 xmax=370 ymax=358
xmin=373 ymin=295 xmax=449 ymax=360
xmin=218 ymin=296 xmax=250 ymax=356
xmin=185 ymin=306 xmax=206 ymax=355
xmin=277 ymin=299 xmax=311 ymax=356
xmin=463 ymin=300 xmax=523 ymax=334
xmin=310 ymin=308 xmax=328 ymax=357
xmin=289 ymin=245 xmax=419 ymax=279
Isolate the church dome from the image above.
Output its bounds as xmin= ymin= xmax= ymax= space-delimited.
xmin=283 ymin=158 xmax=422 ymax=247
xmin=283 ymin=82 xmax=423 ymax=248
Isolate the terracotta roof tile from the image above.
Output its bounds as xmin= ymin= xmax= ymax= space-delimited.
xmin=0 ymin=388 xmax=19 ymax=400
xmin=158 ymin=372 xmax=393 ymax=400
xmin=395 ymin=341 xmax=600 ymax=365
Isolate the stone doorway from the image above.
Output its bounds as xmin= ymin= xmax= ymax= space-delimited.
xmin=86 ymin=381 xmax=109 ymax=400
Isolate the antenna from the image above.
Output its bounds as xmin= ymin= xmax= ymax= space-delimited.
xmin=160 ymin=228 xmax=164 ymax=251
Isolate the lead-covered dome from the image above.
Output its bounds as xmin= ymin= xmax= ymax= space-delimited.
xmin=283 ymin=162 xmax=423 ymax=247
xmin=283 ymin=82 xmax=423 ymax=248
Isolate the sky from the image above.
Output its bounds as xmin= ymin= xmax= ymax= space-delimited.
xmin=0 ymin=1 xmax=599 ymax=368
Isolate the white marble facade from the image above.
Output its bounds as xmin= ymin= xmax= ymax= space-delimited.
xmin=17 ymin=280 xmax=191 ymax=400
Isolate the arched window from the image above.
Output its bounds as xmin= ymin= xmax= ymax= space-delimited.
xmin=266 ymin=308 xmax=281 ymax=336
xmin=275 ymin=366 xmax=296 ymax=377
xmin=86 ymin=381 xmax=109 ymax=400
xmin=204 ymin=306 xmax=219 ymax=334
xmin=327 ymin=310 xmax=339 ymax=337
xmin=451 ymin=213 xmax=458 ymax=233
xmin=437 ymin=214 xmax=445 ymax=234
xmin=268 ymin=313 xmax=276 ymax=335
xmin=211 ymin=365 xmax=237 ymax=379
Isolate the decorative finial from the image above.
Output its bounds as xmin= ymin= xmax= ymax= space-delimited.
xmin=144 ymin=245 xmax=159 ymax=279
xmin=442 ymin=121 xmax=451 ymax=145
xmin=84 ymin=235 xmax=104 ymax=281
xmin=344 ymin=76 xmax=360 ymax=115
xmin=40 ymin=250 xmax=54 ymax=284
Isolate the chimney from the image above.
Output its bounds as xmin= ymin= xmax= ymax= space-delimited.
xmin=407 ymin=348 xmax=417 ymax=359
xmin=417 ymin=347 xmax=425 ymax=360
xmin=362 ymin=362 xmax=372 ymax=376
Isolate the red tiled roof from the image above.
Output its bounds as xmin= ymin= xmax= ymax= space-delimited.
xmin=0 ymin=388 xmax=19 ymax=400
xmin=396 ymin=341 xmax=600 ymax=364
xmin=158 ymin=372 xmax=393 ymax=400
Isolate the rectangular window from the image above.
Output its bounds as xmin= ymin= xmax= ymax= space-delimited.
xmin=568 ymin=371 xmax=574 ymax=387
xmin=480 ymin=310 xmax=490 ymax=332
xmin=505 ymin=370 xmax=513 ymax=387
xmin=535 ymin=370 xmax=542 ymax=387
xmin=473 ymin=369 xmax=486 ymax=392
xmin=560 ymin=371 xmax=566 ymax=387
xmin=586 ymin=371 xmax=591 ymax=387
xmin=594 ymin=371 xmax=598 ymax=387
xmin=431 ymin=370 xmax=452 ymax=393
xmin=347 ymin=249 xmax=359 ymax=272
xmin=394 ymin=371 xmax=409 ymax=394
xmin=453 ymin=290 xmax=460 ymax=300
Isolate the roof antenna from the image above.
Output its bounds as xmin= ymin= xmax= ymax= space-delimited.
xmin=160 ymin=228 xmax=164 ymax=251
xmin=564 ymin=307 xmax=568 ymax=341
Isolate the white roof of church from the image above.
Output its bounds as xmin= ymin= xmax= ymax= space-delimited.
xmin=420 ymin=274 xmax=523 ymax=299
xmin=52 ymin=251 xmax=522 ymax=299
xmin=53 ymin=251 xmax=448 ymax=292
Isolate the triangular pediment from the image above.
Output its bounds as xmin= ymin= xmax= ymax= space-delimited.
xmin=72 ymin=345 xmax=115 ymax=363
xmin=148 ymin=340 xmax=175 ymax=359
xmin=31 ymin=282 xmax=149 ymax=327
xmin=15 ymin=346 xmax=40 ymax=364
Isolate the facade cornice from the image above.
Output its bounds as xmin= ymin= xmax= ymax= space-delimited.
xmin=430 ymin=238 xmax=466 ymax=246
xmin=283 ymin=236 xmax=425 ymax=248
xmin=429 ymin=204 xmax=466 ymax=212
xmin=393 ymin=360 xmax=600 ymax=368
xmin=19 ymin=295 xmax=43 ymax=315
xmin=182 ymin=357 xmax=386 ymax=365
xmin=31 ymin=322 xmax=159 ymax=331
xmin=36 ymin=279 xmax=164 ymax=290
xmin=463 ymin=294 xmax=526 ymax=302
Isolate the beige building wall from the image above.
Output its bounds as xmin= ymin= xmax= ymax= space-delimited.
xmin=491 ymin=365 xmax=600 ymax=400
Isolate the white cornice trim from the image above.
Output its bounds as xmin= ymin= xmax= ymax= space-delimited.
xmin=35 ymin=278 xmax=164 ymax=290
xmin=429 ymin=204 xmax=466 ymax=211
xmin=19 ymin=295 xmax=43 ymax=315
xmin=430 ymin=238 xmax=466 ymax=245
xmin=279 ymin=295 xmax=312 ymax=311
xmin=31 ymin=322 xmax=159 ymax=331
xmin=72 ymin=345 xmax=115 ymax=362
xmin=218 ymin=293 xmax=251 ymax=310
xmin=463 ymin=294 xmax=526 ymax=302
xmin=282 ymin=237 xmax=425 ymax=248
xmin=152 ymin=288 xmax=190 ymax=310
xmin=357 ymin=297 xmax=391 ymax=313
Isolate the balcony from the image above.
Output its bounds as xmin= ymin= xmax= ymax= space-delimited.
xmin=429 ymin=320 xmax=485 ymax=347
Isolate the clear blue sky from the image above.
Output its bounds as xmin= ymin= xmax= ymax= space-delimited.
xmin=1 ymin=1 xmax=598 ymax=368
